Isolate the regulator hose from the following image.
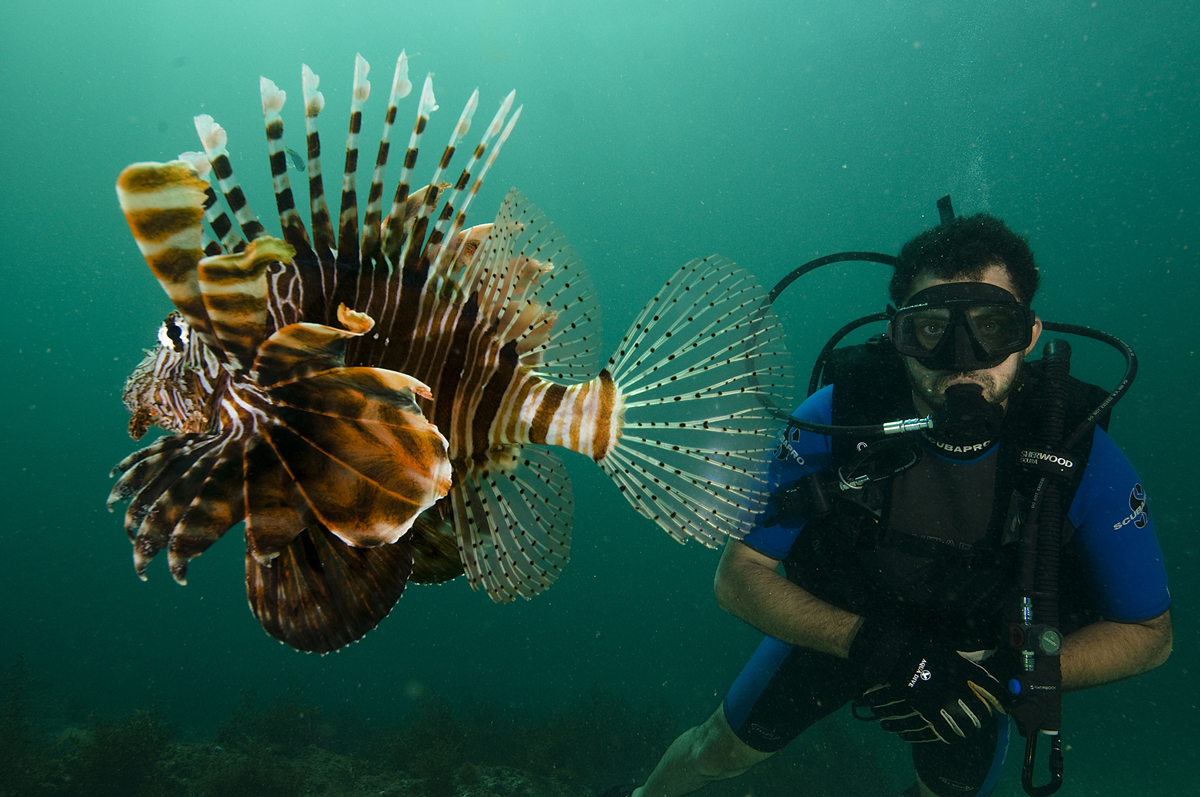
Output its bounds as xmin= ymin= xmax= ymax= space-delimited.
xmin=1013 ymin=337 xmax=1071 ymax=797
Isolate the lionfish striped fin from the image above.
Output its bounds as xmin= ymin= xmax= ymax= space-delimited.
xmin=161 ymin=450 xmax=245 ymax=584
xmin=251 ymin=303 xmax=374 ymax=386
xmin=371 ymin=81 xmax=521 ymax=376
xmin=451 ymin=447 xmax=571 ymax=601
xmin=335 ymin=54 xmax=371 ymax=269
xmin=260 ymin=378 xmax=451 ymax=548
xmin=109 ymin=434 xmax=199 ymax=509
xmin=246 ymin=526 xmax=414 ymax=654
xmin=107 ymin=430 xmax=244 ymax=583
xmin=599 ymin=255 xmax=792 ymax=543
xmin=398 ymin=83 xmax=484 ymax=377
xmin=361 ymin=51 xmax=413 ymax=264
xmin=455 ymin=190 xmax=577 ymax=361
xmin=115 ymin=161 xmax=222 ymax=356
xmin=140 ymin=442 xmax=246 ymax=584
xmin=196 ymin=236 xmax=295 ymax=370
xmin=398 ymin=79 xmax=473 ymax=279
xmin=435 ymin=98 xmax=521 ymax=279
xmin=444 ymin=188 xmax=601 ymax=387
xmin=194 ymin=115 xmax=265 ymax=244
xmin=259 ymin=77 xmax=311 ymax=250
xmin=176 ymin=152 xmax=235 ymax=257
xmin=301 ymin=64 xmax=336 ymax=260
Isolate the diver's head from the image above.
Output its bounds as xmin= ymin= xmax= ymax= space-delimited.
xmin=888 ymin=215 xmax=1043 ymax=416
xmin=889 ymin=213 xmax=1040 ymax=306
xmin=893 ymin=262 xmax=1042 ymax=414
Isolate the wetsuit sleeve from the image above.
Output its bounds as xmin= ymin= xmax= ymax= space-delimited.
xmin=1068 ymin=426 xmax=1171 ymax=622
xmin=740 ymin=386 xmax=834 ymax=561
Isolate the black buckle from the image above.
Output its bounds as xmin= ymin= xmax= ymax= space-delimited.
xmin=770 ymin=472 xmax=832 ymax=522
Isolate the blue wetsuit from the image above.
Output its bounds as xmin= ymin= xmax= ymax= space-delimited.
xmin=723 ymin=386 xmax=1170 ymax=796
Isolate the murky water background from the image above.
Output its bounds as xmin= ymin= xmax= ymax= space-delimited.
xmin=1 ymin=1 xmax=1194 ymax=793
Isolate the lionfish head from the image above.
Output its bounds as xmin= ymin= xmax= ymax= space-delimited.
xmin=122 ymin=312 xmax=219 ymax=440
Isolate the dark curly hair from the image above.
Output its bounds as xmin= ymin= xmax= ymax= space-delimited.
xmin=889 ymin=213 xmax=1040 ymax=305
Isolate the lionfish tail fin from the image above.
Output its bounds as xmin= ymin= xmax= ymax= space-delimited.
xmin=600 ymin=256 xmax=793 ymax=546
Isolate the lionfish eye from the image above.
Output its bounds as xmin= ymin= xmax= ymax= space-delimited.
xmin=157 ymin=316 xmax=187 ymax=352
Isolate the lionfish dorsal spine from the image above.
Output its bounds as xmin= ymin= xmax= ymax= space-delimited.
xmin=417 ymin=88 xmax=478 ymax=268
xmin=335 ymin=53 xmax=371 ymax=270
xmin=404 ymin=94 xmax=523 ymax=378
xmin=301 ymin=64 xmax=336 ymax=261
xmin=360 ymin=51 xmax=413 ymax=265
xmin=428 ymin=90 xmax=519 ymax=283
xmin=259 ymin=76 xmax=311 ymax=252
xmin=176 ymin=151 xmax=235 ymax=258
xmin=387 ymin=75 xmax=438 ymax=269
xmin=194 ymin=114 xmax=265 ymax=245
xmin=396 ymin=90 xmax=485 ymax=372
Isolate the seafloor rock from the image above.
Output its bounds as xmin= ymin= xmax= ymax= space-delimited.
xmin=456 ymin=764 xmax=576 ymax=797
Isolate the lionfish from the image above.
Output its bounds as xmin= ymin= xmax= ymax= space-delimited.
xmin=109 ymin=52 xmax=792 ymax=653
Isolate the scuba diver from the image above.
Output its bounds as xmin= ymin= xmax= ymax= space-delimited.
xmin=609 ymin=208 xmax=1172 ymax=797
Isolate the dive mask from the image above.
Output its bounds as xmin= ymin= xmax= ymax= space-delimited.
xmin=891 ymin=282 xmax=1034 ymax=371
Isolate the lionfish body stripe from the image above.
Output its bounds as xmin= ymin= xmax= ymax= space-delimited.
xmin=111 ymin=51 xmax=792 ymax=654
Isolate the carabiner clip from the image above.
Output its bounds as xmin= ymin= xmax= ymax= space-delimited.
xmin=1021 ymin=729 xmax=1063 ymax=796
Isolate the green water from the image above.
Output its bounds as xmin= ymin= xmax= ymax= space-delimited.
xmin=1 ymin=1 xmax=1194 ymax=794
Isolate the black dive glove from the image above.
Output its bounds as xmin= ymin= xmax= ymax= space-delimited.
xmin=848 ymin=616 xmax=1008 ymax=744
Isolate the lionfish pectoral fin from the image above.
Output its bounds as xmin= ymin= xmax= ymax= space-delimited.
xmin=262 ymin=382 xmax=453 ymax=547
xmin=162 ymin=450 xmax=246 ymax=584
xmin=246 ymin=310 xmax=452 ymax=549
xmin=251 ymin=304 xmax=376 ymax=387
xmin=243 ymin=436 xmax=319 ymax=562
xmin=246 ymin=526 xmax=413 ymax=654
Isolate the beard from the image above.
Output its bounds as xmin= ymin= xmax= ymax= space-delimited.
xmin=904 ymin=353 xmax=1023 ymax=410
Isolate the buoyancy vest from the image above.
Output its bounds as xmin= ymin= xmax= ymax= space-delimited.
xmin=782 ymin=337 xmax=1111 ymax=647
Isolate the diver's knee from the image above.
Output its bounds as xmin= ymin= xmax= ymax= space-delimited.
xmin=689 ymin=708 xmax=771 ymax=779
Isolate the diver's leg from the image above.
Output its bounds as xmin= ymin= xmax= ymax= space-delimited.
xmin=633 ymin=637 xmax=869 ymax=797
xmin=633 ymin=705 xmax=771 ymax=797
